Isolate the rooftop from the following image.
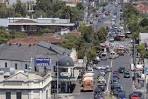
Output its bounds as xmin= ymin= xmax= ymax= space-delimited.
xmin=0 ymin=41 xmax=70 ymax=62
xmin=8 ymin=34 xmax=64 ymax=45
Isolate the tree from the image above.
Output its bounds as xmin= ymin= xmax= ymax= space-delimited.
xmin=13 ymin=0 xmax=27 ymax=17
xmin=95 ymin=27 xmax=108 ymax=43
xmin=79 ymin=24 xmax=94 ymax=43
xmin=86 ymin=47 xmax=97 ymax=62
xmin=140 ymin=18 xmax=148 ymax=27
xmin=137 ymin=44 xmax=146 ymax=63
xmin=61 ymin=35 xmax=80 ymax=49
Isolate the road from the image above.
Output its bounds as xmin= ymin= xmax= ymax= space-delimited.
xmin=75 ymin=0 xmax=134 ymax=99
xmin=112 ymin=53 xmax=133 ymax=97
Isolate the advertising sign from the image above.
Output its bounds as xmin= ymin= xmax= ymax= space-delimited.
xmin=35 ymin=58 xmax=51 ymax=67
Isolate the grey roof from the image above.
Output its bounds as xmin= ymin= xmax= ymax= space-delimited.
xmin=58 ymin=56 xmax=74 ymax=67
xmin=0 ymin=42 xmax=71 ymax=62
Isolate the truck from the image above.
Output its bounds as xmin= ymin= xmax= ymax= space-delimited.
xmin=81 ymin=72 xmax=94 ymax=92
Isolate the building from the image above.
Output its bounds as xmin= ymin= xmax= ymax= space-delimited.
xmin=0 ymin=41 xmax=71 ymax=72
xmin=135 ymin=2 xmax=148 ymax=14
xmin=8 ymin=34 xmax=64 ymax=45
xmin=0 ymin=71 xmax=52 ymax=99
xmin=0 ymin=0 xmax=8 ymax=4
xmin=8 ymin=18 xmax=75 ymax=33
xmin=139 ymin=33 xmax=148 ymax=49
xmin=6 ymin=0 xmax=36 ymax=5
xmin=0 ymin=18 xmax=75 ymax=33
xmin=0 ymin=42 xmax=84 ymax=99
xmin=62 ymin=0 xmax=80 ymax=7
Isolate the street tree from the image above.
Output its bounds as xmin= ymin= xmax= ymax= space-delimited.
xmin=137 ymin=44 xmax=146 ymax=63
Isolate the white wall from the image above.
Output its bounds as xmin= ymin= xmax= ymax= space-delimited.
xmin=0 ymin=88 xmax=52 ymax=99
xmin=0 ymin=60 xmax=30 ymax=70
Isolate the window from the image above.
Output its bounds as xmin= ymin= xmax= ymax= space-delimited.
xmin=25 ymin=64 xmax=28 ymax=69
xmin=15 ymin=63 xmax=17 ymax=69
xmin=5 ymin=62 xmax=7 ymax=68
xmin=6 ymin=92 xmax=11 ymax=99
xmin=16 ymin=92 xmax=21 ymax=99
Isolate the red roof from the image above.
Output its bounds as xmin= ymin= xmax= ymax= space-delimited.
xmin=7 ymin=34 xmax=63 ymax=45
xmin=135 ymin=3 xmax=148 ymax=14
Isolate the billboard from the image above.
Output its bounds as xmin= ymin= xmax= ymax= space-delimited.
xmin=35 ymin=58 xmax=51 ymax=67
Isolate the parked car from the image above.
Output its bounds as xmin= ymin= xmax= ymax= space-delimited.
xmin=117 ymin=91 xmax=126 ymax=99
xmin=118 ymin=67 xmax=125 ymax=73
xmin=111 ymin=83 xmax=122 ymax=92
xmin=129 ymin=91 xmax=143 ymax=99
xmin=112 ymin=88 xmax=124 ymax=96
xmin=124 ymin=70 xmax=130 ymax=78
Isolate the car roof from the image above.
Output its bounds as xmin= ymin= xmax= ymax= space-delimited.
xmin=131 ymin=92 xmax=142 ymax=96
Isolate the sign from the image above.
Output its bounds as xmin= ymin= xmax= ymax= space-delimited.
xmin=35 ymin=58 xmax=51 ymax=66
xmin=60 ymin=72 xmax=71 ymax=77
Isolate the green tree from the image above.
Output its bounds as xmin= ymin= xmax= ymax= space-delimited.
xmin=137 ymin=44 xmax=146 ymax=63
xmin=95 ymin=27 xmax=108 ymax=43
xmin=13 ymin=0 xmax=27 ymax=17
xmin=140 ymin=18 xmax=148 ymax=27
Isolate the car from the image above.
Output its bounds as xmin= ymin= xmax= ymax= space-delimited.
xmin=111 ymin=77 xmax=120 ymax=84
xmin=113 ymin=71 xmax=120 ymax=75
xmin=94 ymin=93 xmax=104 ymax=99
xmin=118 ymin=67 xmax=125 ymax=73
xmin=112 ymin=88 xmax=124 ymax=96
xmin=94 ymin=87 xmax=103 ymax=99
xmin=124 ymin=70 xmax=130 ymax=78
xmin=97 ymin=85 xmax=106 ymax=91
xmin=111 ymin=83 xmax=122 ymax=91
xmin=117 ymin=91 xmax=126 ymax=99
xmin=129 ymin=91 xmax=143 ymax=99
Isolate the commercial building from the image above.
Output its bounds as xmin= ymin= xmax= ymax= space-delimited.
xmin=0 ymin=42 xmax=85 ymax=99
xmin=0 ymin=18 xmax=75 ymax=33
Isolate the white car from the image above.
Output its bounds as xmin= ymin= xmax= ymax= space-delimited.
xmin=96 ymin=66 xmax=106 ymax=70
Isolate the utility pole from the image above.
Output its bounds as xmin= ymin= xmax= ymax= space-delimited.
xmin=56 ymin=62 xmax=59 ymax=99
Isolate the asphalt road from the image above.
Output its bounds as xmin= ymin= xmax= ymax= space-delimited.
xmin=112 ymin=53 xmax=133 ymax=98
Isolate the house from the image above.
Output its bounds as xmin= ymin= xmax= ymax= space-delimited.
xmin=7 ymin=0 xmax=36 ymax=5
xmin=139 ymin=33 xmax=148 ymax=49
xmin=0 ymin=41 xmax=84 ymax=99
xmin=0 ymin=0 xmax=8 ymax=4
xmin=0 ymin=71 xmax=52 ymax=99
xmin=8 ymin=34 xmax=64 ymax=45
xmin=0 ymin=41 xmax=71 ymax=72
xmin=62 ymin=0 xmax=80 ymax=7
xmin=135 ymin=2 xmax=148 ymax=14
xmin=8 ymin=17 xmax=75 ymax=33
